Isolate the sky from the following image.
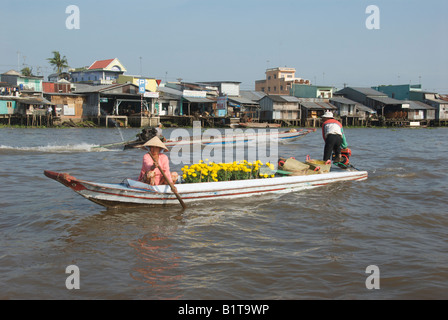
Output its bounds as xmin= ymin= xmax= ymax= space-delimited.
xmin=1 ymin=0 xmax=447 ymax=92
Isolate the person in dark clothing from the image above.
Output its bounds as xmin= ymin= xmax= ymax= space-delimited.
xmin=321 ymin=111 xmax=347 ymax=163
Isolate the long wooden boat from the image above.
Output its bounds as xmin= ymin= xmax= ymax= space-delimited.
xmin=238 ymin=122 xmax=282 ymax=128
xmin=44 ymin=168 xmax=368 ymax=209
xmin=122 ymin=128 xmax=315 ymax=149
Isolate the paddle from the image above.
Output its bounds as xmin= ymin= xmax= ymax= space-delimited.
xmin=147 ymin=151 xmax=187 ymax=210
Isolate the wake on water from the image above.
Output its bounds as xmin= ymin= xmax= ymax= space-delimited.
xmin=0 ymin=143 xmax=117 ymax=153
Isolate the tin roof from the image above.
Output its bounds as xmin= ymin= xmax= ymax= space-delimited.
xmin=240 ymin=90 xmax=267 ymax=102
xmin=336 ymin=87 xmax=387 ymax=97
xmin=183 ymin=97 xmax=215 ymax=103
xmin=299 ymin=101 xmax=337 ymax=110
xmin=369 ymin=96 xmax=404 ymax=105
xmin=264 ymin=95 xmax=300 ymax=103
xmin=350 ymin=87 xmax=388 ymax=96
xmin=228 ymin=96 xmax=257 ymax=105
xmin=330 ymin=96 xmax=362 ymax=105
xmin=404 ymin=100 xmax=436 ymax=110
xmin=1 ymin=96 xmax=54 ymax=105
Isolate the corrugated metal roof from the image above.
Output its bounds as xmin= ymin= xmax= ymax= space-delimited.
xmin=280 ymin=95 xmax=300 ymax=102
xmin=263 ymin=95 xmax=300 ymax=103
xmin=228 ymin=96 xmax=257 ymax=105
xmin=300 ymin=101 xmax=337 ymax=110
xmin=72 ymin=83 xmax=125 ymax=93
xmin=425 ymin=98 xmax=448 ymax=104
xmin=14 ymin=97 xmax=54 ymax=105
xmin=158 ymin=86 xmax=183 ymax=97
xmin=404 ymin=100 xmax=436 ymax=110
xmin=350 ymin=87 xmax=387 ymax=96
xmin=240 ymin=90 xmax=266 ymax=102
xmin=370 ymin=96 xmax=404 ymax=105
xmin=330 ymin=97 xmax=361 ymax=105
xmin=356 ymin=105 xmax=377 ymax=113
xmin=183 ymin=97 xmax=215 ymax=103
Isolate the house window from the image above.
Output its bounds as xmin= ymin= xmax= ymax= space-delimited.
xmin=268 ymin=87 xmax=271 ymax=92
xmin=280 ymin=85 xmax=283 ymax=91
xmin=7 ymin=102 xmax=12 ymax=108
xmin=268 ymin=76 xmax=271 ymax=80
xmin=274 ymin=86 xmax=277 ymax=91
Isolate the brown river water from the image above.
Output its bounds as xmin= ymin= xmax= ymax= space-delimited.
xmin=0 ymin=126 xmax=447 ymax=299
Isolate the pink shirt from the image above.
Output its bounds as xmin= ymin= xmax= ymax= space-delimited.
xmin=138 ymin=153 xmax=172 ymax=185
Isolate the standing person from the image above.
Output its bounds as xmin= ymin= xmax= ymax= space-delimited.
xmin=155 ymin=123 xmax=166 ymax=142
xmin=138 ymin=137 xmax=177 ymax=189
xmin=321 ymin=111 xmax=347 ymax=163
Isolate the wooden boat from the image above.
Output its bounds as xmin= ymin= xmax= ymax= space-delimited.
xmin=121 ymin=128 xmax=316 ymax=149
xmin=238 ymin=122 xmax=282 ymax=128
xmin=43 ymin=168 xmax=368 ymax=209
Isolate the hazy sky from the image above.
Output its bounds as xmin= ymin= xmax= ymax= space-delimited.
xmin=1 ymin=0 xmax=447 ymax=92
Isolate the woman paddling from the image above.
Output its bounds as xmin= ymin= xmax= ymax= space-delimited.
xmin=138 ymin=136 xmax=178 ymax=188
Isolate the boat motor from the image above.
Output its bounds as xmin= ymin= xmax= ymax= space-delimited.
xmin=333 ymin=148 xmax=352 ymax=166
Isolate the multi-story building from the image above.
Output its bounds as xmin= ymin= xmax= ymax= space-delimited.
xmin=70 ymin=58 xmax=126 ymax=85
xmin=255 ymin=67 xmax=310 ymax=95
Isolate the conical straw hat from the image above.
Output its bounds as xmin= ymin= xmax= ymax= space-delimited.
xmin=142 ymin=136 xmax=169 ymax=151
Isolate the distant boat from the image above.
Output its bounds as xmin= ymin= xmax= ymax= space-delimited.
xmin=120 ymin=128 xmax=316 ymax=149
xmin=43 ymin=168 xmax=368 ymax=208
xmin=237 ymin=122 xmax=282 ymax=128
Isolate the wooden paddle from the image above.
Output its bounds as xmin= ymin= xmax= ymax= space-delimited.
xmin=147 ymin=152 xmax=187 ymax=210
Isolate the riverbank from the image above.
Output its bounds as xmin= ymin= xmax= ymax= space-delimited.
xmin=2 ymin=112 xmax=448 ymax=129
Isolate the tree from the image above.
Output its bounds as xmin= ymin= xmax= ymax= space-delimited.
xmin=21 ymin=67 xmax=33 ymax=77
xmin=47 ymin=51 xmax=69 ymax=74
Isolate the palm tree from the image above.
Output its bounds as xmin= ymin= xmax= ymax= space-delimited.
xmin=21 ymin=67 xmax=33 ymax=77
xmin=47 ymin=51 xmax=69 ymax=75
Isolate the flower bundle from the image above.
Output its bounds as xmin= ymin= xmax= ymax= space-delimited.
xmin=181 ymin=159 xmax=276 ymax=183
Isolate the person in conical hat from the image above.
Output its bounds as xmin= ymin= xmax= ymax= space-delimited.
xmin=321 ymin=110 xmax=347 ymax=163
xmin=138 ymin=136 xmax=178 ymax=187
xmin=142 ymin=136 xmax=169 ymax=151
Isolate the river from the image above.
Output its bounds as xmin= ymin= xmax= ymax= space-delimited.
xmin=0 ymin=126 xmax=447 ymax=299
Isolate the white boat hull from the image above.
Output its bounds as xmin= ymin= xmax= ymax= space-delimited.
xmin=44 ymin=169 xmax=368 ymax=208
xmin=154 ymin=129 xmax=315 ymax=148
